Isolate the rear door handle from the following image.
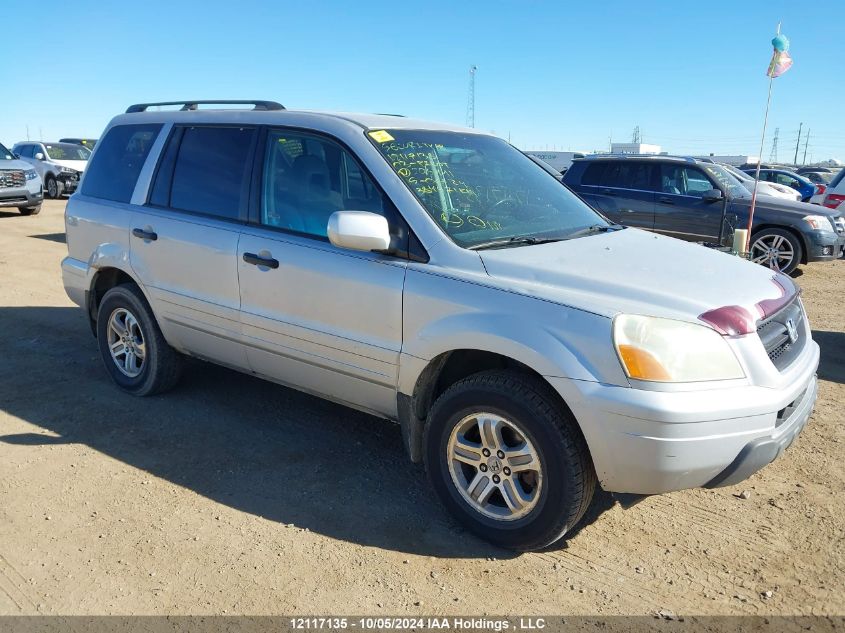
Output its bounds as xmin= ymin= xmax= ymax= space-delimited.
xmin=132 ymin=228 xmax=158 ymax=241
xmin=600 ymin=188 xmax=616 ymax=195
xmin=658 ymin=197 xmax=675 ymax=205
xmin=243 ymin=252 xmax=279 ymax=269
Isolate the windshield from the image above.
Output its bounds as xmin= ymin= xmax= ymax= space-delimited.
xmin=45 ymin=144 xmax=91 ymax=161
xmin=370 ymin=130 xmax=607 ymax=248
xmin=0 ymin=143 xmax=13 ymax=160
xmin=720 ymin=164 xmax=752 ymax=182
xmin=702 ymin=164 xmax=748 ymax=198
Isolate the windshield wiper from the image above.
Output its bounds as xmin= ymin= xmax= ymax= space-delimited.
xmin=469 ymin=235 xmax=565 ymax=251
xmin=563 ymin=224 xmax=625 ymax=239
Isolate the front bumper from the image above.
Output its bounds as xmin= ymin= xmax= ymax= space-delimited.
xmin=548 ymin=339 xmax=820 ymax=495
xmin=805 ymin=229 xmax=844 ymax=262
xmin=58 ymin=172 xmax=81 ymax=194
xmin=0 ymin=183 xmax=43 ymax=208
xmin=705 ymin=375 xmax=816 ymax=487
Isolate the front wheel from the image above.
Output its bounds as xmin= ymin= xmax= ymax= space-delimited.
xmin=424 ymin=370 xmax=595 ymax=551
xmin=749 ymin=228 xmax=803 ymax=274
xmin=45 ymin=176 xmax=59 ymax=199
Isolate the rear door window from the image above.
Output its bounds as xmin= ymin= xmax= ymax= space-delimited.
xmin=581 ymin=162 xmax=607 ymax=186
xmin=81 ymin=124 xmax=162 ymax=203
xmin=168 ymin=126 xmax=256 ymax=220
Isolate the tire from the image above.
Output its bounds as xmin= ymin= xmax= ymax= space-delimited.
xmin=96 ymin=283 xmax=183 ymax=396
xmin=18 ymin=205 xmax=41 ymax=215
xmin=424 ymin=370 xmax=596 ymax=551
xmin=749 ymin=228 xmax=803 ymax=274
xmin=45 ymin=175 xmax=59 ymax=199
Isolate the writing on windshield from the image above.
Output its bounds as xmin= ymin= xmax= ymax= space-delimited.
xmin=371 ymin=130 xmax=605 ymax=248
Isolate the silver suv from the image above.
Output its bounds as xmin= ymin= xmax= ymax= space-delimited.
xmin=12 ymin=141 xmax=90 ymax=198
xmin=62 ymin=100 xmax=819 ymax=551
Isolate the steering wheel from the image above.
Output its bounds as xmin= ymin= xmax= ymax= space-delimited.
xmin=477 ymin=196 xmax=520 ymax=218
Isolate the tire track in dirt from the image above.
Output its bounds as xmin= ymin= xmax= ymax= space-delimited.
xmin=0 ymin=553 xmax=37 ymax=612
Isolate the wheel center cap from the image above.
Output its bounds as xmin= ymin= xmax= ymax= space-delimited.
xmin=487 ymin=457 xmax=503 ymax=474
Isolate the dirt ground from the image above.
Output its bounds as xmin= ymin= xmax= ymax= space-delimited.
xmin=0 ymin=199 xmax=842 ymax=617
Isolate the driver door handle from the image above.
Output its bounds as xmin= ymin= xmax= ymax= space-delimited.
xmin=243 ymin=252 xmax=279 ymax=269
xmin=658 ymin=197 xmax=675 ymax=205
xmin=132 ymin=228 xmax=158 ymax=241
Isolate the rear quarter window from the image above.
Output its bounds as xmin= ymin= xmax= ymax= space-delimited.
xmin=82 ymin=124 xmax=162 ymax=203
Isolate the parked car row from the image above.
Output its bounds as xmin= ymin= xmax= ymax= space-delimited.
xmin=562 ymin=154 xmax=845 ymax=274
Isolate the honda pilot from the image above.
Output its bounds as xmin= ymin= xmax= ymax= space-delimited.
xmin=62 ymin=101 xmax=820 ymax=550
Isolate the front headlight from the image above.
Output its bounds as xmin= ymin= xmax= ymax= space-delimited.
xmin=803 ymin=214 xmax=834 ymax=231
xmin=24 ymin=169 xmax=38 ymax=181
xmin=613 ymin=315 xmax=745 ymax=383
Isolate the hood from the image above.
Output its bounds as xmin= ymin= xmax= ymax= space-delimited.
xmin=0 ymin=158 xmax=35 ymax=172
xmin=731 ymin=195 xmax=838 ymax=218
xmin=478 ymin=228 xmax=794 ymax=325
xmin=51 ymin=159 xmax=87 ymax=173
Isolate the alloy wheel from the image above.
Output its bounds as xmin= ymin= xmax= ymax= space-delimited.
xmin=106 ymin=308 xmax=146 ymax=377
xmin=750 ymin=234 xmax=794 ymax=271
xmin=446 ymin=412 xmax=543 ymax=521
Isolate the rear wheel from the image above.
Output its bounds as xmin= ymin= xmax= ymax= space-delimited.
xmin=96 ymin=284 xmax=183 ymax=396
xmin=424 ymin=370 xmax=595 ymax=551
xmin=18 ymin=205 xmax=41 ymax=215
xmin=750 ymin=228 xmax=803 ymax=274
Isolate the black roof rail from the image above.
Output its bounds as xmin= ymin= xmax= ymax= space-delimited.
xmin=126 ymin=100 xmax=285 ymax=113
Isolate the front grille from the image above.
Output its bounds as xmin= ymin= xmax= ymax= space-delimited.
xmin=0 ymin=169 xmax=25 ymax=188
xmin=834 ymin=215 xmax=844 ymax=236
xmin=757 ymin=298 xmax=805 ymax=371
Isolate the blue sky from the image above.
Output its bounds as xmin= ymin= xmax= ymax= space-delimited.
xmin=2 ymin=0 xmax=842 ymax=162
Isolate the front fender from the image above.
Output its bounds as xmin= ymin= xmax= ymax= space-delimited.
xmin=399 ymin=270 xmax=629 ymax=395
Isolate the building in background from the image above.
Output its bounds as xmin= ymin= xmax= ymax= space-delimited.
xmin=610 ymin=142 xmax=662 ymax=154
xmin=523 ymin=150 xmax=586 ymax=172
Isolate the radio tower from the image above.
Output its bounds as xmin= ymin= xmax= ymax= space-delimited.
xmin=466 ymin=65 xmax=477 ymax=128
xmin=632 ymin=126 xmax=641 ymax=144
xmin=769 ymin=127 xmax=779 ymax=163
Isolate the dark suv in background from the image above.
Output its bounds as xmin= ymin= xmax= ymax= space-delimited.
xmin=563 ymin=155 xmax=844 ymax=274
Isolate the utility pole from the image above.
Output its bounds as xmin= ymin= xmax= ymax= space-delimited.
xmin=465 ymin=65 xmax=477 ymax=128
xmin=26 ymin=125 xmax=30 ymax=140
xmin=802 ymin=129 xmax=810 ymax=165
xmin=793 ymin=122 xmax=802 ymax=165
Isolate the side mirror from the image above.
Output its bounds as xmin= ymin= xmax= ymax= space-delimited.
xmin=327 ymin=211 xmax=391 ymax=253
xmin=702 ymin=188 xmax=723 ymax=202
xmin=13 ymin=153 xmax=20 ymax=159
xmin=34 ymin=152 xmax=45 ymax=161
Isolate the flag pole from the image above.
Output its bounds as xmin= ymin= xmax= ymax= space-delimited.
xmin=745 ymin=75 xmax=775 ymax=255
xmin=745 ymin=22 xmax=783 ymax=257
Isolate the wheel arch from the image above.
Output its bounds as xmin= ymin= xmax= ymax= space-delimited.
xmin=87 ymin=265 xmax=148 ymax=335
xmin=397 ymin=348 xmax=588 ymax=464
